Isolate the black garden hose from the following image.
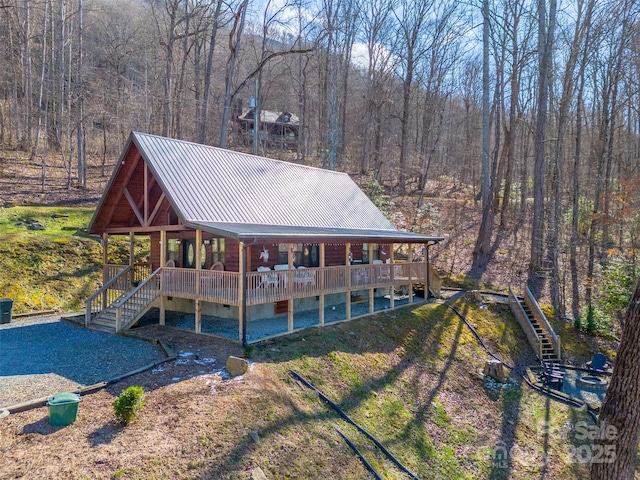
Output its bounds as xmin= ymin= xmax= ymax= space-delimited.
xmin=290 ymin=369 xmax=420 ymax=480
xmin=442 ymin=298 xmax=599 ymax=424
xmin=335 ymin=427 xmax=384 ymax=480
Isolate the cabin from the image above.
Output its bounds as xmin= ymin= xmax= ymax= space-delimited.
xmin=235 ymin=108 xmax=299 ymax=147
xmin=86 ymin=132 xmax=444 ymax=344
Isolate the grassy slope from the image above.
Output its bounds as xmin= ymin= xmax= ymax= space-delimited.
xmin=244 ymin=300 xmax=592 ymax=479
xmin=0 ymin=206 xmax=149 ymax=314
xmin=0 ymin=206 xmax=102 ymax=313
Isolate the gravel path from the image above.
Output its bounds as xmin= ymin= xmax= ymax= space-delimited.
xmin=0 ymin=315 xmax=165 ymax=408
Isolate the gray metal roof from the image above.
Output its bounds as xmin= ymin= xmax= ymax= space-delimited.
xmin=122 ymin=132 xmax=443 ymax=243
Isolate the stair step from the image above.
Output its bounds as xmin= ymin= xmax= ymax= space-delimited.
xmin=87 ymin=323 xmax=116 ymax=333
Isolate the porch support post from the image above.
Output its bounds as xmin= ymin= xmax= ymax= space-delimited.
xmin=389 ymin=245 xmax=395 ymax=310
xmin=287 ymin=243 xmax=293 ymax=332
xmin=319 ymin=243 xmax=325 ymax=326
xmin=345 ymin=243 xmax=351 ymax=320
xmin=408 ymin=244 xmax=413 ymax=305
xmin=195 ymin=229 xmax=202 ymax=333
xmin=369 ymin=243 xmax=375 ymax=315
xmin=239 ymin=242 xmax=247 ymax=345
xmin=424 ymin=242 xmax=430 ymax=300
xmin=195 ymin=299 xmax=202 ymax=333
xmin=159 ymin=230 xmax=166 ymax=326
xmin=159 ymin=295 xmax=166 ymax=326
xmin=129 ymin=231 xmax=135 ymax=287
xmin=102 ymin=233 xmax=109 ymax=310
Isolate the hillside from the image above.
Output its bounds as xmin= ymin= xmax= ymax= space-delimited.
xmin=1 ymin=298 xmax=595 ymax=479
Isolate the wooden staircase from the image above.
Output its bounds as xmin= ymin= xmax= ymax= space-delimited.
xmin=508 ymin=286 xmax=561 ymax=362
xmin=85 ymin=267 xmax=162 ymax=334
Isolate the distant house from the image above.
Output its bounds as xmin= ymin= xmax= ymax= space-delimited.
xmin=86 ymin=132 xmax=444 ymax=344
xmin=235 ymin=108 xmax=299 ymax=147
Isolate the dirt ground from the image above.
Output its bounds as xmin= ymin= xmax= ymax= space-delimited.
xmin=0 ymin=326 xmax=266 ymax=479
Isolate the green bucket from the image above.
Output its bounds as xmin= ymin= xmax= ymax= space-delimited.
xmin=46 ymin=393 xmax=81 ymax=426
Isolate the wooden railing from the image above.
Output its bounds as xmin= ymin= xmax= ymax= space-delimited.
xmin=162 ymin=268 xmax=240 ymax=306
xmin=112 ymin=267 xmax=162 ymax=332
xmin=104 ymin=264 xmax=125 ymax=282
xmin=524 ymin=286 xmax=561 ymax=359
xmin=89 ymin=262 xmax=437 ymax=322
xmin=508 ymin=287 xmax=543 ymax=358
xmin=86 ymin=265 xmax=132 ymax=326
xmin=428 ymin=265 xmax=442 ymax=297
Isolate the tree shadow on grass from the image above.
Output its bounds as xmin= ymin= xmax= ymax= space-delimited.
xmin=216 ymin=302 xmax=468 ymax=478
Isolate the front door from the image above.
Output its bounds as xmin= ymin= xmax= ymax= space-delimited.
xmin=183 ymin=239 xmax=196 ymax=268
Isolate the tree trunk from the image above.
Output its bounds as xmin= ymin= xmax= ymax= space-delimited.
xmin=591 ymin=280 xmax=640 ymax=479
xmin=528 ymin=0 xmax=556 ymax=295
xmin=472 ymin=0 xmax=492 ymax=267
xmin=199 ymin=0 xmax=223 ymax=144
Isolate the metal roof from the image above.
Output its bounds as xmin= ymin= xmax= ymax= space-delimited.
xmin=93 ymin=132 xmax=444 ymax=243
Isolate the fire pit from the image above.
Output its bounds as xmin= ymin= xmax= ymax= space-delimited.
xmin=576 ymin=374 xmax=609 ymax=391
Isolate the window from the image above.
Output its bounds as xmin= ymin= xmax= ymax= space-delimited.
xmin=362 ymin=243 xmax=379 ymax=264
xmin=212 ymin=238 xmax=225 ymax=264
xmin=201 ymin=243 xmax=207 ymax=268
xmin=168 ymin=239 xmax=179 ymax=263
xmin=277 ymin=243 xmax=303 ymax=265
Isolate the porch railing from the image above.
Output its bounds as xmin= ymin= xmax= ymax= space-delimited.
xmin=92 ymin=262 xmax=441 ymax=316
xmin=111 ymin=267 xmax=162 ymax=332
xmin=86 ymin=265 xmax=132 ymax=325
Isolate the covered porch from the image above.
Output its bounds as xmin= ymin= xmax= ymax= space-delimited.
xmin=86 ymin=230 xmax=442 ymax=345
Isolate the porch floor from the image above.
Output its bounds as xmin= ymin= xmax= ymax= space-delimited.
xmin=133 ymin=295 xmax=420 ymax=343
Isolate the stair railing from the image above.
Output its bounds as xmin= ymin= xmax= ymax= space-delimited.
xmin=508 ymin=287 xmax=543 ymax=357
xmin=524 ymin=286 xmax=561 ymax=359
xmin=111 ymin=267 xmax=162 ymax=332
xmin=85 ymin=265 xmax=133 ymax=326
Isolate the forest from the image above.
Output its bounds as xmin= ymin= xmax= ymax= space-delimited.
xmin=0 ymin=0 xmax=639 ymax=333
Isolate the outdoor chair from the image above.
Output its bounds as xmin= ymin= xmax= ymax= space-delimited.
xmin=540 ymin=361 xmax=564 ymax=389
xmin=257 ymin=266 xmax=278 ymax=287
xmin=587 ymin=353 xmax=608 ymax=374
xmin=293 ymin=265 xmax=316 ymax=287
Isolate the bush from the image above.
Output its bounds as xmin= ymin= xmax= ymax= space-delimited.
xmin=113 ymin=386 xmax=146 ymax=425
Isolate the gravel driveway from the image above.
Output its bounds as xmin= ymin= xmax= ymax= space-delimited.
xmin=0 ymin=315 xmax=165 ymax=408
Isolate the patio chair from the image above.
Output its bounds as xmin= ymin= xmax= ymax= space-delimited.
xmin=588 ymin=353 xmax=608 ymax=374
xmin=373 ymin=259 xmax=390 ymax=280
xmin=293 ymin=266 xmax=316 ymax=287
xmin=257 ymin=266 xmax=278 ymax=287
xmin=540 ymin=361 xmax=564 ymax=389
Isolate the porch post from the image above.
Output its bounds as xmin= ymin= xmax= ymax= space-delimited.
xmin=239 ymin=242 xmax=247 ymax=345
xmin=408 ymin=244 xmax=413 ymax=305
xmin=345 ymin=243 xmax=351 ymax=320
xmin=389 ymin=245 xmax=395 ymax=310
xmin=287 ymin=243 xmax=293 ymax=332
xmin=195 ymin=230 xmax=202 ymax=333
xmin=319 ymin=243 xmax=325 ymax=326
xmin=159 ymin=230 xmax=166 ymax=326
xmin=102 ymin=233 xmax=108 ymax=310
xmin=424 ymin=242 xmax=430 ymax=300
xmin=129 ymin=231 xmax=135 ymax=287
xmin=368 ymin=243 xmax=375 ymax=315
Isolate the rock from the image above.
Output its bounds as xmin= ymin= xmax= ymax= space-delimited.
xmin=251 ymin=467 xmax=268 ymax=480
xmin=28 ymin=221 xmax=45 ymax=230
xmin=250 ymin=430 xmax=260 ymax=444
xmin=226 ymin=356 xmax=248 ymax=377
xmin=483 ymin=359 xmax=508 ymax=383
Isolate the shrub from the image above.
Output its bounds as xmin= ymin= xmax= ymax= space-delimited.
xmin=113 ymin=386 xmax=146 ymax=425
